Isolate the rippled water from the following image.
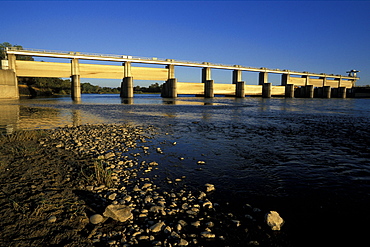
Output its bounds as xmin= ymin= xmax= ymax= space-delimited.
xmin=1 ymin=94 xmax=370 ymax=246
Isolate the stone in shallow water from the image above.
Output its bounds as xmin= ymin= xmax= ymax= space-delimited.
xmin=205 ymin=183 xmax=215 ymax=192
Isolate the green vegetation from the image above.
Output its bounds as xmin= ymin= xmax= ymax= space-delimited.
xmin=134 ymin=83 xmax=162 ymax=93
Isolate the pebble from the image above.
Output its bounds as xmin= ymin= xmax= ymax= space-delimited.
xmin=40 ymin=124 xmax=277 ymax=246
xmin=149 ymin=221 xmax=165 ymax=232
xmin=48 ymin=215 xmax=57 ymax=223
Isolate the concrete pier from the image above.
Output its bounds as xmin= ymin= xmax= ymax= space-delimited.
xmin=281 ymin=74 xmax=290 ymax=86
xmin=285 ymin=84 xmax=294 ymax=98
xmin=71 ymin=58 xmax=81 ymax=100
xmin=262 ymin=83 xmax=272 ymax=98
xmin=202 ymin=67 xmax=211 ymax=84
xmin=259 ymin=72 xmax=268 ymax=85
xmin=205 ymin=80 xmax=214 ymax=98
xmin=120 ymin=77 xmax=134 ymax=98
xmin=323 ymin=86 xmax=331 ymax=98
xmin=236 ymin=81 xmax=245 ymax=98
xmin=305 ymin=85 xmax=314 ymax=98
xmin=233 ymin=70 xmax=242 ymax=84
xmin=338 ymin=87 xmax=346 ymax=98
xmin=161 ymin=78 xmax=177 ymax=98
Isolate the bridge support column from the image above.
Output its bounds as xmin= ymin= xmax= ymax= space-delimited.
xmin=120 ymin=77 xmax=134 ymax=98
xmin=262 ymin=82 xmax=272 ymax=98
xmin=302 ymin=75 xmax=310 ymax=86
xmin=71 ymin=58 xmax=81 ymax=101
xmin=338 ymin=87 xmax=346 ymax=98
xmin=259 ymin=72 xmax=268 ymax=85
xmin=305 ymin=85 xmax=314 ymax=98
xmin=202 ymin=67 xmax=211 ymax=83
xmin=285 ymin=84 xmax=294 ymax=98
xmin=233 ymin=70 xmax=242 ymax=84
xmin=281 ymin=74 xmax=290 ymax=86
xmin=236 ymin=81 xmax=245 ymax=98
xmin=71 ymin=75 xmax=81 ymax=100
xmin=323 ymin=86 xmax=331 ymax=98
xmin=205 ymin=80 xmax=214 ymax=98
xmin=165 ymin=78 xmax=177 ymax=98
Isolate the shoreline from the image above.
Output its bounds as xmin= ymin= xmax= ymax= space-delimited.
xmin=0 ymin=124 xmax=287 ymax=247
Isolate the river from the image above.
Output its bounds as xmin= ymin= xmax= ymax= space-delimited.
xmin=1 ymin=94 xmax=370 ymax=246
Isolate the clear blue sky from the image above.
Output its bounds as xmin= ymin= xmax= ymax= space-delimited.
xmin=1 ymin=0 xmax=369 ymax=87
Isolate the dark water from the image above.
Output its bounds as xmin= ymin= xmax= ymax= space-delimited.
xmin=1 ymin=94 xmax=370 ymax=246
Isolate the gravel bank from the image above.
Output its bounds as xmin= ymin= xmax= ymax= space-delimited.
xmin=1 ymin=124 xmax=288 ymax=246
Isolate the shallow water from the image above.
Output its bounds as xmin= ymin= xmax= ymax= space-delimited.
xmin=1 ymin=94 xmax=370 ymax=246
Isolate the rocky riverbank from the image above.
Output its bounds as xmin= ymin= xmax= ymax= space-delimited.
xmin=0 ymin=124 xmax=287 ymax=246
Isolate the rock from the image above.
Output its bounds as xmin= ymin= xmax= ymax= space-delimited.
xmin=205 ymin=183 xmax=215 ymax=192
xmin=105 ymin=152 xmax=115 ymax=159
xmin=90 ymin=214 xmax=104 ymax=224
xmin=178 ymin=238 xmax=189 ymax=246
xmin=197 ymin=161 xmax=206 ymax=165
xmin=103 ymin=205 xmax=133 ymax=222
xmin=265 ymin=211 xmax=284 ymax=230
xmin=200 ymin=231 xmax=216 ymax=238
xmin=191 ymin=221 xmax=201 ymax=227
xmin=142 ymin=183 xmax=152 ymax=190
xmin=48 ymin=215 xmax=57 ymax=223
xmin=108 ymin=193 xmax=117 ymax=201
xmin=150 ymin=221 xmax=165 ymax=233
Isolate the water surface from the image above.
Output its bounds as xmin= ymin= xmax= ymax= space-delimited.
xmin=1 ymin=94 xmax=370 ymax=246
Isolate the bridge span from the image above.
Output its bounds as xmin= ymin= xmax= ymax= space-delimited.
xmin=0 ymin=48 xmax=359 ymax=100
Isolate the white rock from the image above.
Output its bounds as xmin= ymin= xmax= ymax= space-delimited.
xmin=265 ymin=211 xmax=284 ymax=230
xmin=103 ymin=205 xmax=133 ymax=222
xmin=90 ymin=214 xmax=104 ymax=224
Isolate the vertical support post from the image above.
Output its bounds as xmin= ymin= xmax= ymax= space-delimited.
xmin=323 ymin=86 xmax=331 ymax=98
xmin=167 ymin=64 xmax=175 ymax=79
xmin=121 ymin=62 xmax=133 ymax=98
xmin=338 ymin=76 xmax=342 ymax=88
xmin=167 ymin=78 xmax=177 ymax=98
xmin=202 ymin=67 xmax=211 ymax=83
xmin=302 ymin=75 xmax=310 ymax=86
xmin=259 ymin=72 xmax=268 ymax=85
xmin=5 ymin=54 xmax=19 ymax=99
xmin=236 ymin=81 xmax=245 ymax=98
xmin=338 ymin=87 xmax=346 ymax=99
xmin=120 ymin=77 xmax=134 ymax=98
xmin=320 ymin=76 xmax=327 ymax=87
xmin=71 ymin=58 xmax=81 ymax=101
xmin=305 ymin=85 xmax=314 ymax=98
xmin=233 ymin=70 xmax=242 ymax=84
xmin=262 ymin=82 xmax=272 ymax=98
xmin=205 ymin=80 xmax=214 ymax=98
xmin=7 ymin=54 xmax=16 ymax=71
xmin=281 ymin=74 xmax=290 ymax=86
xmin=285 ymin=84 xmax=294 ymax=98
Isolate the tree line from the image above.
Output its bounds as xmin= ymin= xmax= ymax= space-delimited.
xmin=1 ymin=42 xmax=162 ymax=97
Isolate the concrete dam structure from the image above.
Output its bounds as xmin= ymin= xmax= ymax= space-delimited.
xmin=0 ymin=48 xmax=359 ymax=100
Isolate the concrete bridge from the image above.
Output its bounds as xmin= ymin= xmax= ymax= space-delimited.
xmin=0 ymin=48 xmax=359 ymax=100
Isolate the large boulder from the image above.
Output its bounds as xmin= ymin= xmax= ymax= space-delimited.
xmin=265 ymin=211 xmax=284 ymax=230
xmin=103 ymin=205 xmax=133 ymax=222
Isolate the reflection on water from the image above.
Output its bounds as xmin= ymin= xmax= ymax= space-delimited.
xmin=1 ymin=94 xmax=368 ymax=134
